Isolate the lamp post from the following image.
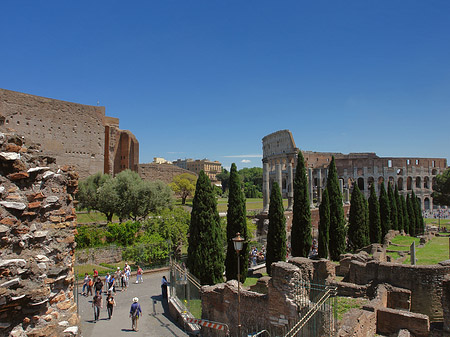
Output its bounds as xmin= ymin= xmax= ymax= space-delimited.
xmin=233 ymin=232 xmax=245 ymax=337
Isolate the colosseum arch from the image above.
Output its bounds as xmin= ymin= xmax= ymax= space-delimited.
xmin=357 ymin=177 xmax=365 ymax=191
xmin=407 ymin=177 xmax=413 ymax=190
xmin=398 ymin=177 xmax=404 ymax=191
xmin=424 ymin=176 xmax=430 ymax=189
xmin=416 ymin=177 xmax=421 ymax=189
xmin=378 ymin=176 xmax=384 ymax=190
xmin=368 ymin=176 xmax=375 ymax=189
xmin=424 ymin=197 xmax=431 ymax=210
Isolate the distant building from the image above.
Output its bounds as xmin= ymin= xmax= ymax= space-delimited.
xmin=173 ymin=158 xmax=222 ymax=184
xmin=153 ymin=157 xmax=172 ymax=164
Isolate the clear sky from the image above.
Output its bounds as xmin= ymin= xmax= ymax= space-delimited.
xmin=1 ymin=1 xmax=449 ymax=171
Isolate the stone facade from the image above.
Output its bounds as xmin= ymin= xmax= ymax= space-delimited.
xmin=262 ymin=129 xmax=447 ymax=212
xmin=138 ymin=163 xmax=197 ymax=184
xmin=0 ymin=131 xmax=79 ymax=336
xmin=173 ymin=158 xmax=222 ymax=184
xmin=0 ymin=88 xmax=139 ymax=179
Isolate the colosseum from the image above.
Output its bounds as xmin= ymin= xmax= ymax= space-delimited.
xmin=0 ymin=88 xmax=139 ymax=179
xmin=262 ymin=129 xmax=447 ymax=212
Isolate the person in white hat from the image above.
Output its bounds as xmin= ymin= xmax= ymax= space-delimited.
xmin=129 ymin=297 xmax=142 ymax=331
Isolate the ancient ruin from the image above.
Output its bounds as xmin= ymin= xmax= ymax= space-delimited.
xmin=0 ymin=88 xmax=139 ymax=179
xmin=262 ymin=129 xmax=447 ymax=212
xmin=0 ymin=131 xmax=79 ymax=336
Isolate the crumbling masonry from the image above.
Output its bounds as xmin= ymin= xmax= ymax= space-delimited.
xmin=0 ymin=131 xmax=79 ymax=336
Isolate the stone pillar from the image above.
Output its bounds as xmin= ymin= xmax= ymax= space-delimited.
xmin=323 ymin=168 xmax=328 ymax=187
xmin=308 ymin=168 xmax=313 ymax=207
xmin=317 ymin=169 xmax=322 ymax=203
xmin=345 ymin=188 xmax=350 ymax=203
xmin=263 ymin=160 xmax=270 ymax=213
xmin=339 ymin=179 xmax=344 ymax=197
xmin=286 ymin=159 xmax=294 ymax=211
xmin=275 ymin=160 xmax=282 ymax=192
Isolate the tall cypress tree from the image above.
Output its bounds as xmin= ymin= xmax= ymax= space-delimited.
xmin=407 ymin=194 xmax=416 ymax=237
xmin=394 ymin=185 xmax=404 ymax=232
xmin=414 ymin=194 xmax=424 ymax=235
xmin=318 ymin=188 xmax=330 ymax=259
xmin=225 ymin=163 xmax=249 ymax=283
xmin=187 ymin=171 xmax=224 ymax=285
xmin=401 ymin=194 xmax=409 ymax=234
xmin=368 ymin=184 xmax=381 ymax=244
xmin=387 ymin=182 xmax=398 ymax=230
xmin=326 ymin=157 xmax=346 ymax=261
xmin=379 ymin=182 xmax=391 ymax=242
xmin=347 ymin=184 xmax=369 ymax=252
xmin=266 ymin=182 xmax=286 ymax=275
xmin=291 ymin=151 xmax=312 ymax=257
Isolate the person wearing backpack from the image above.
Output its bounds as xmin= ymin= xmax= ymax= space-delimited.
xmin=129 ymin=297 xmax=142 ymax=332
xmin=106 ymin=291 xmax=116 ymax=319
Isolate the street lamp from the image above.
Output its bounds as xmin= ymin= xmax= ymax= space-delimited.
xmin=233 ymin=232 xmax=245 ymax=337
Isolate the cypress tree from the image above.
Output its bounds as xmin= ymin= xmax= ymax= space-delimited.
xmin=401 ymin=194 xmax=409 ymax=234
xmin=415 ymin=194 xmax=425 ymax=235
xmin=326 ymin=157 xmax=346 ymax=261
xmin=368 ymin=184 xmax=381 ymax=243
xmin=347 ymin=184 xmax=369 ymax=252
xmin=187 ymin=171 xmax=224 ymax=285
xmin=266 ymin=182 xmax=286 ymax=275
xmin=291 ymin=150 xmax=312 ymax=257
xmin=395 ymin=185 xmax=404 ymax=232
xmin=318 ymin=188 xmax=330 ymax=259
xmin=379 ymin=182 xmax=391 ymax=242
xmin=387 ymin=182 xmax=398 ymax=230
xmin=225 ymin=163 xmax=249 ymax=283
xmin=407 ymin=194 xmax=416 ymax=236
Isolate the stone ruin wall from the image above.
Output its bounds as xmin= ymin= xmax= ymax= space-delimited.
xmin=0 ymin=88 xmax=140 ymax=180
xmin=347 ymin=259 xmax=450 ymax=322
xmin=138 ymin=163 xmax=197 ymax=184
xmin=0 ymin=131 xmax=80 ymax=336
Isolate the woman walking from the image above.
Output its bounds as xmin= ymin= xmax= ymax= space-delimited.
xmin=106 ymin=291 xmax=116 ymax=319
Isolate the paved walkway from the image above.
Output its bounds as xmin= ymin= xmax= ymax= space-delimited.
xmin=77 ymin=270 xmax=189 ymax=337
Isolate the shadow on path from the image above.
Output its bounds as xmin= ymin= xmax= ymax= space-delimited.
xmin=150 ymin=295 xmax=185 ymax=333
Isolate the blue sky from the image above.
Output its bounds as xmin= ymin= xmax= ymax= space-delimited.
xmin=1 ymin=1 xmax=449 ymax=171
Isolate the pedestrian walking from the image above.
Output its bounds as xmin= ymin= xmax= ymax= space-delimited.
xmin=129 ymin=297 xmax=142 ymax=332
xmin=106 ymin=291 xmax=116 ymax=320
xmin=87 ymin=276 xmax=94 ymax=296
xmin=105 ymin=273 xmax=110 ymax=292
xmin=136 ymin=266 xmax=143 ymax=283
xmin=161 ymin=275 xmax=168 ymax=300
xmin=94 ymin=277 xmax=103 ymax=296
xmin=92 ymin=291 xmax=102 ymax=321
xmin=82 ymin=273 xmax=89 ymax=296
xmin=109 ymin=275 xmax=116 ymax=295
xmin=93 ymin=268 xmax=99 ymax=282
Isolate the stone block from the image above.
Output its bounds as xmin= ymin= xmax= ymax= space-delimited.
xmin=376 ymin=308 xmax=429 ymax=337
xmin=8 ymin=172 xmax=29 ymax=180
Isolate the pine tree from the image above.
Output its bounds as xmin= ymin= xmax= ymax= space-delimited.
xmin=291 ymin=151 xmax=312 ymax=257
xmin=326 ymin=157 xmax=346 ymax=261
xmin=187 ymin=171 xmax=224 ymax=285
xmin=225 ymin=163 xmax=249 ymax=283
xmin=407 ymin=194 xmax=416 ymax=237
xmin=387 ymin=182 xmax=398 ymax=230
xmin=368 ymin=184 xmax=381 ymax=244
xmin=318 ymin=188 xmax=330 ymax=259
xmin=395 ymin=185 xmax=404 ymax=232
xmin=347 ymin=184 xmax=369 ymax=252
xmin=379 ymin=182 xmax=391 ymax=242
xmin=266 ymin=182 xmax=286 ymax=275
xmin=401 ymin=194 xmax=409 ymax=234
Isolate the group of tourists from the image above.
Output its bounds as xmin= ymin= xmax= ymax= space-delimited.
xmin=249 ymin=245 xmax=266 ymax=267
xmin=82 ymin=264 xmax=146 ymax=331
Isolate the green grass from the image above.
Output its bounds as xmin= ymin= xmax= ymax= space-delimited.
xmin=403 ymin=236 xmax=449 ymax=265
xmin=335 ymin=296 xmax=369 ymax=321
xmin=76 ymin=211 xmax=119 ymax=224
xmin=74 ymin=264 xmax=113 ymax=278
xmin=243 ymin=272 xmax=268 ymax=288
xmin=183 ymin=299 xmax=202 ymax=318
xmin=389 ymin=236 xmax=420 ymax=246
xmin=424 ymin=218 xmax=450 ymax=225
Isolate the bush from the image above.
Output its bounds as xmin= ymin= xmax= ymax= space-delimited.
xmin=75 ymin=225 xmax=105 ymax=248
xmin=105 ymin=221 xmax=141 ymax=246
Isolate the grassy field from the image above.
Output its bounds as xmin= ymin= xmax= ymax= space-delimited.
xmin=388 ymin=235 xmax=449 ymax=265
xmin=334 ymin=297 xmax=369 ymax=320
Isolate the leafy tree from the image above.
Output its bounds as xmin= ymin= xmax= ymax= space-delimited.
xmin=106 ymin=221 xmax=141 ymax=246
xmin=387 ymin=182 xmax=398 ymax=230
xmin=216 ymin=168 xmax=230 ymax=193
xmin=170 ymin=173 xmax=197 ymax=205
xmin=266 ymin=182 xmax=286 ymax=275
xmin=433 ymin=168 xmax=450 ymax=206
xmin=401 ymin=194 xmax=409 ymax=234
xmin=187 ymin=171 xmax=224 ymax=285
xmin=291 ymin=150 xmax=311 ymax=257
xmin=378 ymin=182 xmax=391 ymax=242
xmin=327 ymin=157 xmax=346 ymax=261
xmin=394 ymin=185 xmax=404 ymax=232
xmin=77 ymin=172 xmax=111 ymax=211
xmin=239 ymin=167 xmax=263 ymax=198
xmin=225 ymin=163 xmax=249 ymax=282
xmin=122 ymin=233 xmax=168 ymax=266
xmin=407 ymin=194 xmax=416 ymax=236
xmin=347 ymin=184 xmax=369 ymax=251
xmin=96 ymin=177 xmax=119 ymax=222
xmin=368 ymin=184 xmax=381 ymax=244
xmin=318 ymin=188 xmax=330 ymax=259
xmin=113 ymin=170 xmax=142 ymax=221
xmin=75 ymin=225 xmax=104 ymax=248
